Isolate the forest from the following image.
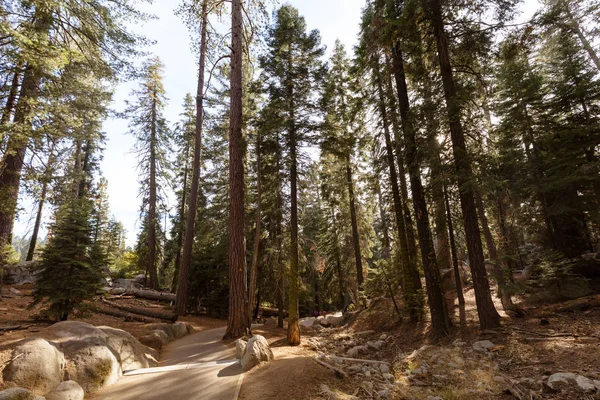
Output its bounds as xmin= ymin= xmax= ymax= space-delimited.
xmin=0 ymin=0 xmax=599 ymax=353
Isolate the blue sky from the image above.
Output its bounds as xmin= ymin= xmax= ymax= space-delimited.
xmin=14 ymin=0 xmax=539 ymax=247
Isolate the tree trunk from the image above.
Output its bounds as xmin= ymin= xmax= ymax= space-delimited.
xmin=176 ymin=0 xmax=209 ymax=313
xmin=0 ymin=65 xmax=22 ymax=126
xmin=475 ymin=190 xmax=522 ymax=315
xmin=346 ymin=154 xmax=364 ymax=291
xmin=331 ymin=206 xmax=346 ymax=310
xmin=384 ymin=57 xmax=419 ymax=269
xmin=388 ymin=21 xmax=450 ymax=336
xmin=248 ymin=131 xmax=262 ymax=330
xmin=275 ymin=133 xmax=285 ymax=328
xmin=223 ymin=0 xmax=249 ymax=340
xmin=171 ymin=139 xmax=190 ymax=292
xmin=426 ymin=0 xmax=501 ymax=329
xmin=445 ymin=186 xmax=465 ymax=306
xmin=287 ymin=100 xmax=301 ymax=346
xmin=102 ymin=298 xmax=178 ymax=322
xmin=0 ymin=9 xmax=51 ymax=265
xmin=0 ymin=66 xmax=40 ymax=264
xmin=26 ymin=143 xmax=56 ymax=261
xmin=562 ymin=0 xmax=600 ymax=72
xmin=374 ymin=58 xmax=422 ymax=322
xmin=148 ymin=95 xmax=159 ymax=290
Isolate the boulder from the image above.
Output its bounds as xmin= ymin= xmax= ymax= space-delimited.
xmin=346 ymin=345 xmax=368 ymax=357
xmin=138 ymin=332 xmax=166 ymax=351
xmin=45 ymin=381 xmax=84 ymax=400
xmin=547 ymin=372 xmax=578 ymax=390
xmin=142 ymin=324 xmax=175 ymax=342
xmin=98 ymin=326 xmax=158 ymax=371
xmin=2 ymin=262 xmax=38 ymax=285
xmin=472 ymin=340 xmax=495 ymax=352
xmin=240 ymin=335 xmax=274 ymax=371
xmin=171 ymin=322 xmax=188 ymax=339
xmin=2 ymin=338 xmax=65 ymax=395
xmin=132 ymin=274 xmax=147 ymax=284
xmin=0 ymin=388 xmax=45 ymax=400
xmin=60 ymin=336 xmax=121 ymax=394
xmin=325 ymin=316 xmax=343 ymax=327
xmin=235 ymin=339 xmax=247 ymax=360
xmin=575 ymin=375 xmax=597 ymax=392
xmin=41 ymin=321 xmax=109 ymax=344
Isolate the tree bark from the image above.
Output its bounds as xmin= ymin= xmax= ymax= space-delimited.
xmin=475 ymin=190 xmax=523 ymax=315
xmin=102 ymin=298 xmax=178 ymax=322
xmin=0 ymin=9 xmax=51 ymax=265
xmin=223 ymin=0 xmax=249 ymax=340
xmin=345 ymin=154 xmax=364 ymax=290
xmin=287 ymin=95 xmax=301 ymax=346
xmin=331 ymin=205 xmax=346 ymax=310
xmin=374 ymin=58 xmax=422 ymax=322
xmin=171 ymin=137 xmax=190 ymax=292
xmin=445 ymin=186 xmax=465 ymax=306
xmin=388 ymin=17 xmax=450 ymax=336
xmin=248 ymin=131 xmax=262 ymax=330
xmin=26 ymin=142 xmax=56 ymax=261
xmin=176 ymin=0 xmax=209 ymax=313
xmin=147 ymin=95 xmax=159 ymax=290
xmin=0 ymin=65 xmax=22 ymax=126
xmin=425 ymin=0 xmax=501 ymax=329
xmin=384 ymin=57 xmax=419 ymax=268
xmin=561 ymin=0 xmax=600 ymax=72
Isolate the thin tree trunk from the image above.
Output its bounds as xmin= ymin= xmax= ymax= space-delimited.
xmin=176 ymin=0 xmax=209 ymax=313
xmin=475 ymin=191 xmax=522 ymax=315
xmin=562 ymin=1 xmax=600 ymax=72
xmin=275 ymin=133 xmax=285 ymax=329
xmin=387 ymin=14 xmax=450 ymax=336
xmin=425 ymin=0 xmax=501 ymax=329
xmin=224 ymin=0 xmax=248 ymax=340
xmin=374 ymin=58 xmax=422 ymax=322
xmin=26 ymin=143 xmax=56 ymax=261
xmin=445 ymin=186 xmax=465 ymax=306
xmin=376 ymin=177 xmax=402 ymax=321
xmin=171 ymin=140 xmax=190 ymax=292
xmin=346 ymin=154 xmax=364 ymax=291
xmin=248 ymin=131 xmax=262 ymax=330
xmin=0 ymin=65 xmax=22 ymax=126
xmin=384 ymin=57 xmax=419 ymax=268
xmin=331 ymin=206 xmax=345 ymax=310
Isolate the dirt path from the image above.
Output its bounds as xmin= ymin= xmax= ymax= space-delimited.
xmin=91 ymin=327 xmax=243 ymax=400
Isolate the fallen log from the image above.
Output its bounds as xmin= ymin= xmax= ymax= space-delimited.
xmin=260 ymin=307 xmax=288 ymax=318
xmin=131 ymin=289 xmax=176 ymax=303
xmin=312 ymin=357 xmax=348 ymax=379
xmin=543 ymin=294 xmax=600 ymax=314
xmin=329 ymin=356 xmax=390 ymax=366
xmin=96 ymin=306 xmax=153 ymax=323
xmin=101 ymin=298 xmax=178 ymax=322
xmin=0 ymin=325 xmax=27 ymax=332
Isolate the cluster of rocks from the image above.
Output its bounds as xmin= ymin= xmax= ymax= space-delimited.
xmin=300 ymin=316 xmax=345 ymax=333
xmin=137 ymin=322 xmax=194 ymax=350
xmin=235 ymin=335 xmax=274 ymax=371
xmin=0 ymin=320 xmax=194 ymax=399
xmin=1 ymin=262 xmax=37 ymax=285
xmin=308 ymin=332 xmax=395 ymax=399
xmin=102 ymin=274 xmax=146 ymax=295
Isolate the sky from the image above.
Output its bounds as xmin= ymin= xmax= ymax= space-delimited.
xmin=14 ymin=0 xmax=540 ymax=247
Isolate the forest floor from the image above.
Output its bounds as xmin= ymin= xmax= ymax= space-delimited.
xmin=240 ymin=288 xmax=600 ymax=400
xmin=1 ymin=283 xmax=600 ymax=399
